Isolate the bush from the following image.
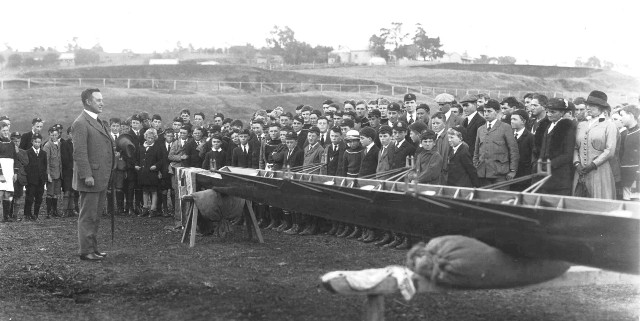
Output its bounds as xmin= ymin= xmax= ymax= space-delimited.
xmin=43 ymin=52 xmax=60 ymax=66
xmin=7 ymin=54 xmax=22 ymax=68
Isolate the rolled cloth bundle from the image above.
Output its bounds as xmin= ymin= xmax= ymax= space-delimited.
xmin=191 ymin=189 xmax=245 ymax=237
xmin=406 ymin=235 xmax=571 ymax=289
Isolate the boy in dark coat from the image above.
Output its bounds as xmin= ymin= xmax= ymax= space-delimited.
xmin=358 ymin=127 xmax=379 ymax=177
xmin=135 ymin=129 xmax=165 ymax=217
xmin=24 ymin=134 xmax=47 ymax=220
xmin=415 ymin=130 xmax=443 ymax=185
xmin=510 ymin=110 xmax=535 ymax=191
xmin=446 ymin=127 xmax=479 ymax=187
xmin=231 ymin=129 xmax=255 ymax=168
xmin=342 ymin=130 xmax=364 ymax=178
xmin=202 ymin=134 xmax=227 ymax=170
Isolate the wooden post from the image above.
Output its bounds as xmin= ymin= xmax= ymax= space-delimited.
xmin=358 ymin=85 xmax=361 ymax=94
xmin=218 ymin=81 xmax=221 ymax=92
xmin=392 ymin=86 xmax=395 ymax=96
xmin=1 ymin=80 xmax=3 ymax=90
xmin=173 ymin=80 xmax=177 ymax=90
xmin=320 ymin=84 xmax=323 ymax=92
xmin=260 ymin=82 xmax=263 ymax=93
xmin=244 ymin=200 xmax=264 ymax=243
xmin=364 ymin=295 xmax=385 ymax=321
xmin=280 ymin=83 xmax=283 ymax=93
xmin=28 ymin=78 xmax=31 ymax=89
xmin=127 ymin=79 xmax=130 ymax=89
xmin=239 ymin=82 xmax=242 ymax=91
xmin=103 ymin=78 xmax=106 ymax=87
xmin=432 ymin=87 xmax=435 ymax=95
xmin=406 ymin=86 xmax=409 ymax=94
xmin=375 ymin=85 xmax=379 ymax=95
xmin=339 ymin=84 xmax=342 ymax=92
xmin=420 ymin=86 xmax=423 ymax=94
xmin=79 ymin=78 xmax=82 ymax=86
xmin=455 ymin=88 xmax=458 ymax=96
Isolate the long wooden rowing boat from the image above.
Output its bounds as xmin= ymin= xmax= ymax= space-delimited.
xmin=192 ymin=166 xmax=640 ymax=275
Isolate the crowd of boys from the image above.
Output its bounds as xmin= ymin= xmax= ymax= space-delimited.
xmin=1 ymin=90 xmax=638 ymax=250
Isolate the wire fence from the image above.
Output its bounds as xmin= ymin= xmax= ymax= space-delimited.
xmin=1 ymin=77 xmax=637 ymax=103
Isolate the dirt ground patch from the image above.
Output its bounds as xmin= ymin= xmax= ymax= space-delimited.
xmin=1 ymin=211 xmax=638 ymax=321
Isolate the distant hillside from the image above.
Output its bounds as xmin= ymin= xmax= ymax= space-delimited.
xmin=413 ymin=63 xmax=599 ymax=78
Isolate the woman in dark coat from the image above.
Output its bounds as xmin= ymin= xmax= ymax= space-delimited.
xmin=135 ymin=128 xmax=165 ymax=217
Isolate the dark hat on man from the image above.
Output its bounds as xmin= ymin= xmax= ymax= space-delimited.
xmin=359 ymin=127 xmax=377 ymax=139
xmin=172 ymin=116 xmax=183 ymax=123
xmin=329 ymin=103 xmax=340 ymax=110
xmin=151 ymin=114 xmax=162 ymax=121
xmin=585 ymin=90 xmax=610 ymax=108
xmin=138 ymin=112 xmax=150 ymax=120
xmin=164 ymin=128 xmax=175 ymax=134
xmin=368 ymin=109 xmax=381 ymax=118
xmin=285 ymin=131 xmax=298 ymax=140
xmin=388 ymin=102 xmax=401 ymax=112
xmin=32 ymin=117 xmax=43 ymax=124
xmin=500 ymin=96 xmax=520 ymax=108
xmin=210 ymin=133 xmax=223 ymax=141
xmin=510 ymin=109 xmax=530 ymax=123
xmin=322 ymin=99 xmax=334 ymax=105
xmin=11 ymin=131 xmax=20 ymax=138
xmin=131 ymin=114 xmax=142 ymax=122
xmin=420 ymin=129 xmax=437 ymax=141
xmin=208 ymin=124 xmax=222 ymax=133
xmin=0 ymin=115 xmax=9 ymax=122
xmin=408 ymin=120 xmax=429 ymax=134
xmin=547 ymin=98 xmax=570 ymax=111
xmin=308 ymin=126 xmax=320 ymax=134
xmin=293 ymin=115 xmax=304 ymax=123
xmin=239 ymin=128 xmax=251 ymax=136
xmin=393 ymin=121 xmax=409 ymax=132
xmin=484 ymin=99 xmax=501 ymax=111
xmin=213 ymin=112 xmax=224 ymax=119
xmin=460 ymin=94 xmax=478 ymax=104
xmin=404 ymin=93 xmax=417 ymax=102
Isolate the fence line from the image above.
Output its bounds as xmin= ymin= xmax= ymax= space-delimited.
xmin=1 ymin=77 xmax=637 ymax=103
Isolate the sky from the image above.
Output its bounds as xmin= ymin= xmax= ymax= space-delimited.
xmin=2 ymin=0 xmax=638 ymax=76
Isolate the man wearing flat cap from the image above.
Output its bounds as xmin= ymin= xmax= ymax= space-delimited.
xmin=473 ymin=99 xmax=519 ymax=187
xmin=434 ymin=93 xmax=464 ymax=128
xmin=460 ymin=94 xmax=486 ymax=159
xmin=536 ymin=98 xmax=576 ymax=195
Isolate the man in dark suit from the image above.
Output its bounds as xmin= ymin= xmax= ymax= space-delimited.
xmin=325 ymin=127 xmax=345 ymax=176
xmin=19 ymin=118 xmax=44 ymax=150
xmin=292 ymin=116 xmax=308 ymax=149
xmin=24 ymin=134 xmax=47 ymax=220
xmin=184 ymin=126 xmax=205 ymax=168
xmin=431 ymin=112 xmax=452 ymax=184
xmin=392 ymin=121 xmax=416 ymax=169
xmin=473 ymin=99 xmax=520 ymax=187
xmin=358 ymin=127 xmax=379 ymax=177
xmin=231 ymin=129 xmax=254 ymax=168
xmin=446 ymin=127 xmax=480 ymax=187
xmin=460 ymin=94 xmax=486 ymax=159
xmin=537 ymin=98 xmax=576 ymax=196
xmin=509 ymin=110 xmax=534 ymax=191
xmin=72 ymin=88 xmax=115 ymax=261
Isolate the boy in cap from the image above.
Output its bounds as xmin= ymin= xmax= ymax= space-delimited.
xmin=415 ymin=130 xmax=443 ymax=185
xmin=202 ymin=134 xmax=226 ymax=170
xmin=403 ymin=93 xmax=418 ymax=124
xmin=387 ymin=103 xmax=401 ymax=126
xmin=334 ymin=130 xmax=364 ymax=239
xmin=460 ymin=94 xmax=486 ymax=159
xmin=392 ymin=121 xmax=416 ymax=169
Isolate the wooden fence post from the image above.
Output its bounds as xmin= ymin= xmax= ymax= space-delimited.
xmin=392 ymin=86 xmax=395 ymax=96
xmin=28 ymin=78 xmax=31 ymax=89
xmin=300 ymin=82 xmax=303 ymax=92
xmin=174 ymin=80 xmax=177 ymax=90
xmin=280 ymin=83 xmax=283 ymax=93
xmin=376 ymin=85 xmax=379 ymax=95
xmin=103 ymin=78 xmax=106 ymax=87
xmin=320 ymin=84 xmax=323 ymax=92
xmin=127 ymin=79 xmax=130 ymax=89
xmin=260 ymin=82 xmax=263 ymax=93
xmin=218 ymin=81 xmax=221 ymax=92
xmin=406 ymin=87 xmax=409 ymax=94
xmin=339 ymin=84 xmax=342 ymax=92
xmin=1 ymin=80 xmax=3 ymax=90
xmin=79 ymin=78 xmax=82 ymax=86
xmin=358 ymin=85 xmax=361 ymax=94
xmin=239 ymin=82 xmax=242 ymax=91
xmin=420 ymin=86 xmax=423 ymax=95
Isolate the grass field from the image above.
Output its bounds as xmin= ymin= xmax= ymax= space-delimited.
xmin=0 ymin=211 xmax=638 ymax=321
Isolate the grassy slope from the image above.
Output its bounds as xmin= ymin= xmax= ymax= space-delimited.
xmin=0 ymin=87 xmax=374 ymax=134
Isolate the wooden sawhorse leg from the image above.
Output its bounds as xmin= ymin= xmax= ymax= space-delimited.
xmin=244 ymin=200 xmax=264 ymax=243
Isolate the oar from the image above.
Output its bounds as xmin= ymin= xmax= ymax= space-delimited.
xmin=421 ymin=194 xmax=540 ymax=225
xmin=218 ymin=171 xmax=280 ymax=188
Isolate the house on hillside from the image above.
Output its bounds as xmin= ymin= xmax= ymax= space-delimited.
xmin=438 ymin=52 xmax=474 ymax=64
xmin=59 ymin=53 xmax=75 ymax=66
xmin=329 ymin=47 xmax=379 ymax=65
